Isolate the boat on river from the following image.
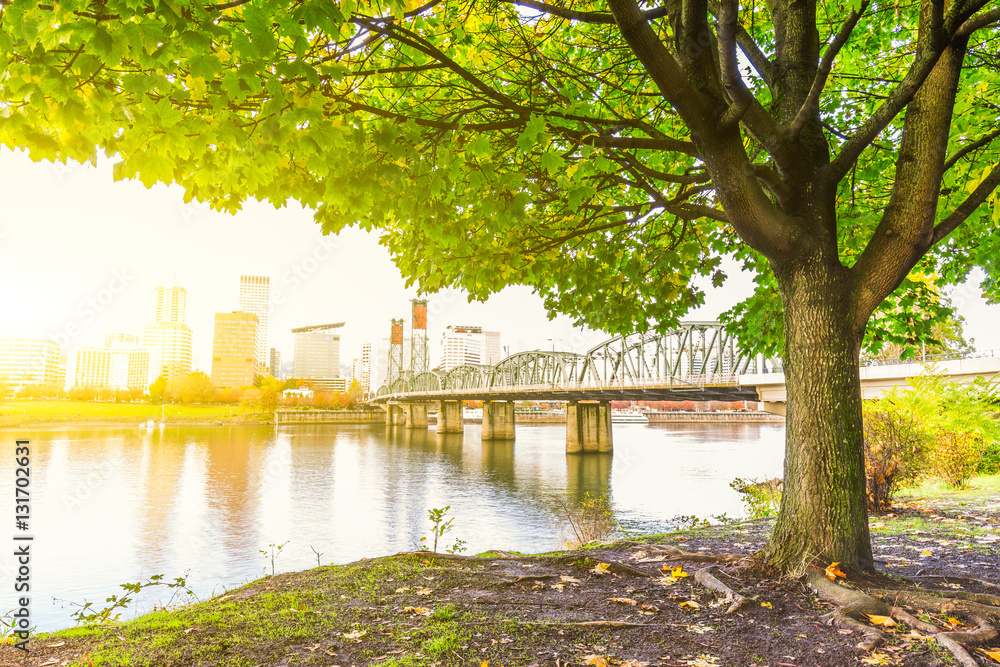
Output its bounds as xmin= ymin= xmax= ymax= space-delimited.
xmin=611 ymin=409 xmax=649 ymax=424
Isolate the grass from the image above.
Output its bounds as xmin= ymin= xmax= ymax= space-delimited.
xmin=896 ymin=473 xmax=1000 ymax=501
xmin=0 ymin=399 xmax=267 ymax=425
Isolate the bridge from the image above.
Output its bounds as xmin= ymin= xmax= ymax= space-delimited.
xmin=373 ymin=321 xmax=1000 ymax=453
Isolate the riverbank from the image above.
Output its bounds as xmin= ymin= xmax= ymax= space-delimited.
xmin=14 ymin=477 xmax=999 ymax=667
xmin=0 ymin=400 xmax=272 ymax=428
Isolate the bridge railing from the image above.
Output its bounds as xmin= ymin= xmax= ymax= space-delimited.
xmin=375 ymin=371 xmax=752 ymax=401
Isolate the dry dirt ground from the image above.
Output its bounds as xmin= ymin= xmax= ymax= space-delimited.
xmin=5 ymin=493 xmax=999 ymax=667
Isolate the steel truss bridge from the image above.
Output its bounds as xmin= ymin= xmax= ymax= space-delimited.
xmin=374 ymin=321 xmax=774 ymax=403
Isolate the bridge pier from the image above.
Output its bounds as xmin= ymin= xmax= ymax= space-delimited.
xmin=403 ymin=403 xmax=428 ymax=429
xmin=566 ymin=401 xmax=613 ymax=453
xmin=759 ymin=401 xmax=786 ymax=417
xmin=386 ymin=404 xmax=405 ymax=426
xmin=437 ymin=400 xmax=464 ymax=433
xmin=482 ymin=401 xmax=515 ymax=440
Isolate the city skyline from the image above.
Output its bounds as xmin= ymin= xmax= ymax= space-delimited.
xmin=3 ymin=147 xmax=998 ymax=377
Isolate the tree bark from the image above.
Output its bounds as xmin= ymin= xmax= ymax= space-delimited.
xmin=758 ymin=253 xmax=875 ymax=575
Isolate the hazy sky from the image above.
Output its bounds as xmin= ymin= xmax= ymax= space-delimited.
xmin=1 ymin=146 xmax=997 ymax=374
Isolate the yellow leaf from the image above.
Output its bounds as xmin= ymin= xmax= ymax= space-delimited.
xmin=395 ymin=587 xmax=410 ymax=593
xmin=404 ymin=606 xmax=432 ymax=616
xmin=416 ymin=587 xmax=432 ymax=595
xmin=639 ymin=603 xmax=659 ymax=611
xmin=760 ymin=602 xmax=772 ymax=608
xmin=481 ymin=661 xmax=490 ymax=667
xmin=560 ymin=575 xmax=581 ymax=584
xmin=860 ymin=652 xmax=892 ymax=666
xmin=343 ymin=629 xmax=367 ymax=640
xmin=920 ymin=550 xmax=932 ymax=556
xmin=669 ymin=565 xmax=689 ymax=578
xmin=824 ymin=562 xmax=847 ymax=580
xmin=978 ymin=648 xmax=1000 ymax=662
xmin=680 ymin=600 xmax=701 ymax=610
xmin=865 ymin=614 xmax=898 ymax=627
xmin=591 ymin=562 xmax=611 ymax=575
xmin=582 ymin=655 xmax=610 ymax=667
xmin=609 ymin=597 xmax=638 ymax=606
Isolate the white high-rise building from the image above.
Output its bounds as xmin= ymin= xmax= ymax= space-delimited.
xmin=351 ymin=342 xmax=373 ymax=396
xmin=142 ymin=286 xmax=193 ymax=384
xmin=0 ymin=338 xmax=65 ymax=388
xmin=439 ymin=326 xmax=501 ymax=372
xmin=239 ymin=275 xmax=270 ymax=372
xmin=69 ymin=335 xmax=160 ymax=392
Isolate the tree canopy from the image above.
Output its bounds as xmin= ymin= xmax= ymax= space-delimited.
xmin=3 ymin=0 xmax=999 ymax=573
xmin=3 ymin=0 xmax=996 ymax=352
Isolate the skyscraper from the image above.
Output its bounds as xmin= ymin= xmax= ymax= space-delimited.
xmin=292 ymin=322 xmax=345 ymax=391
xmin=0 ymin=338 xmax=65 ymax=388
xmin=69 ymin=334 xmax=160 ymax=392
xmin=142 ymin=286 xmax=194 ymax=384
xmin=438 ymin=326 xmax=501 ymax=371
xmin=210 ymin=312 xmax=259 ymax=389
xmin=239 ymin=275 xmax=270 ymax=372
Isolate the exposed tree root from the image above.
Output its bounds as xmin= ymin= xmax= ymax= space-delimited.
xmin=643 ymin=545 xmax=748 ymax=564
xmin=693 ymin=566 xmax=751 ymax=614
xmin=807 ymin=570 xmax=1000 ymax=663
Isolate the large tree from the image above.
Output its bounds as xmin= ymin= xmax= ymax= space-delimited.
xmin=2 ymin=0 xmax=999 ymax=575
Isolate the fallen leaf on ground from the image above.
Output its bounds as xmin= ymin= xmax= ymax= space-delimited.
xmin=560 ymin=575 xmax=581 ymax=584
xmin=609 ymin=597 xmax=638 ymax=605
xmin=619 ymin=661 xmax=651 ymax=667
xmin=685 ymin=654 xmax=720 ymax=666
xmin=824 ymin=561 xmax=847 ymax=580
xmin=760 ymin=602 xmax=773 ymax=608
xmin=403 ymin=606 xmax=432 ymax=615
xmin=46 ymin=642 xmax=66 ymax=648
xmin=860 ymin=652 xmax=894 ymax=665
xmin=977 ymin=648 xmax=1000 ymax=662
xmin=582 ymin=654 xmax=610 ymax=667
xmin=639 ymin=603 xmax=659 ymax=611
xmin=920 ymin=550 xmax=932 ymax=557
xmin=591 ymin=562 xmax=611 ymax=575
xmin=415 ymin=587 xmax=433 ymax=595
xmin=343 ymin=629 xmax=367 ymax=640
xmin=865 ymin=614 xmax=898 ymax=627
xmin=680 ymin=600 xmax=701 ymax=610
xmin=395 ymin=587 xmax=410 ymax=593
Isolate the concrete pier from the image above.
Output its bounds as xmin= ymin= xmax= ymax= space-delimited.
xmin=437 ymin=400 xmax=464 ymax=433
xmin=482 ymin=401 xmax=515 ymax=440
xmin=566 ymin=401 xmax=613 ymax=453
xmin=403 ymin=403 xmax=428 ymax=429
xmin=386 ymin=404 xmax=405 ymax=426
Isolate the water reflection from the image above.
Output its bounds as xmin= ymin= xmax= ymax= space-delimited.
xmin=0 ymin=421 xmax=783 ymax=631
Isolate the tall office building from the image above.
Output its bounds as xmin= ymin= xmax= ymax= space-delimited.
xmin=269 ymin=347 xmax=282 ymax=380
xmin=142 ymin=286 xmax=194 ymax=384
xmin=439 ymin=326 xmax=502 ymax=372
xmin=0 ymin=338 xmax=65 ymax=388
xmin=350 ymin=342 xmax=372 ymax=396
xmin=69 ymin=335 xmax=160 ymax=392
xmin=239 ymin=275 xmax=270 ymax=372
xmin=210 ymin=312 xmax=259 ymax=389
xmin=292 ymin=323 xmax=344 ymax=391
xmin=484 ymin=331 xmax=503 ymax=365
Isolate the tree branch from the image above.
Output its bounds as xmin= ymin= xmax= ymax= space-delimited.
xmin=956 ymin=7 xmax=1000 ymax=36
xmin=559 ymin=128 xmax=702 ymax=157
xmin=943 ymin=129 xmax=1000 ymax=171
xmin=786 ymin=1 xmax=869 ymax=142
xmin=606 ymin=0 xmax=715 ymax=134
xmin=826 ymin=0 xmax=992 ymax=185
xmin=706 ymin=0 xmax=774 ymax=89
xmin=932 ymin=163 xmax=1000 ymax=244
xmin=718 ymin=0 xmax=755 ymax=130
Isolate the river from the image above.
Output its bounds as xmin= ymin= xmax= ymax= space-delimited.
xmin=1 ymin=421 xmax=784 ymax=631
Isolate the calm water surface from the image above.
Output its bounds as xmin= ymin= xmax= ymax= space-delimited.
xmin=1 ymin=421 xmax=784 ymax=631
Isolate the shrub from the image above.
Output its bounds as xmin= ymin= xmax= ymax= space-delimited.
xmin=555 ymin=491 xmax=617 ymax=546
xmin=978 ymin=439 xmax=1000 ymax=476
xmin=932 ymin=430 xmax=986 ymax=489
xmin=729 ymin=477 xmax=781 ymax=518
xmin=862 ymin=404 xmax=928 ymax=511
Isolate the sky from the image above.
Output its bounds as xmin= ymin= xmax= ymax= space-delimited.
xmin=1 ymin=146 xmax=998 ymax=377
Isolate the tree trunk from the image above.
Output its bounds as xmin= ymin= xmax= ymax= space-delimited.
xmin=759 ymin=253 xmax=875 ymax=575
